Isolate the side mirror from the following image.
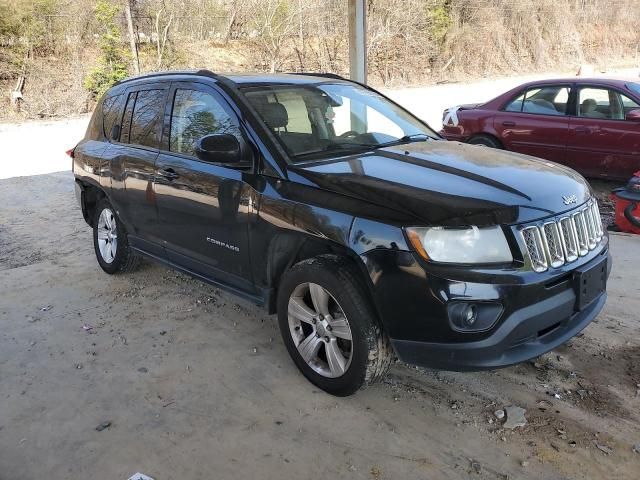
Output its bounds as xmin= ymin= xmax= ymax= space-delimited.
xmin=625 ymin=108 xmax=640 ymax=122
xmin=195 ymin=134 xmax=247 ymax=166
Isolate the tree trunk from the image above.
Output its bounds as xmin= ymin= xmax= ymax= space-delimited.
xmin=124 ymin=0 xmax=140 ymax=74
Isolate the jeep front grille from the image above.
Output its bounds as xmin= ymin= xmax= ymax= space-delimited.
xmin=521 ymin=200 xmax=604 ymax=273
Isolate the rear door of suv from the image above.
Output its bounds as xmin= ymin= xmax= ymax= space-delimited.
xmin=107 ymin=82 xmax=169 ymax=256
xmin=153 ymin=80 xmax=256 ymax=292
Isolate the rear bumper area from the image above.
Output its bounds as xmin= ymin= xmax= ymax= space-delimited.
xmin=392 ymin=288 xmax=606 ymax=371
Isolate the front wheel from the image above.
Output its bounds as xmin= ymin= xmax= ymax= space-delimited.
xmin=277 ymin=255 xmax=392 ymax=396
xmin=93 ymin=199 xmax=140 ymax=274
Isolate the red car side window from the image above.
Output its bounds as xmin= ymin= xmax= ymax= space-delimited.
xmin=503 ymin=86 xmax=570 ymax=116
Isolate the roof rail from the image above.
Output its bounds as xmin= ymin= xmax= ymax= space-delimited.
xmin=113 ymin=69 xmax=220 ymax=86
xmin=286 ymin=72 xmax=348 ymax=81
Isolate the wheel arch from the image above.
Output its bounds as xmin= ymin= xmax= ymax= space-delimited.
xmin=265 ymin=233 xmax=382 ymax=323
xmin=467 ymin=132 xmax=504 ymax=148
xmin=76 ymin=179 xmax=107 ymax=226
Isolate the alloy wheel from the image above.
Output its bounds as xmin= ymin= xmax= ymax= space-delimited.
xmin=287 ymin=282 xmax=353 ymax=378
xmin=97 ymin=208 xmax=118 ymax=264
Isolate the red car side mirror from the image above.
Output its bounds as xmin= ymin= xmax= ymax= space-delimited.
xmin=625 ymin=108 xmax=640 ymax=122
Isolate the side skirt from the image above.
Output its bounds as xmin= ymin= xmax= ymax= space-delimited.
xmin=130 ymin=246 xmax=275 ymax=311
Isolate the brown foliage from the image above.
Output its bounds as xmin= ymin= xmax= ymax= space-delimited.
xmin=2 ymin=0 xmax=640 ymax=119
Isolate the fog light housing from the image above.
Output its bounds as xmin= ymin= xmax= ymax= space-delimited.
xmin=447 ymin=301 xmax=503 ymax=332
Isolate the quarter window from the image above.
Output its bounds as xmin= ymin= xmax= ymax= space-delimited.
xmin=129 ymin=89 xmax=165 ymax=148
xmin=102 ymin=94 xmax=124 ymax=139
xmin=169 ymin=89 xmax=240 ymax=156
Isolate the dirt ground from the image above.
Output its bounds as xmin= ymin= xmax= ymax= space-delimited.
xmin=1 ymin=170 xmax=639 ymax=480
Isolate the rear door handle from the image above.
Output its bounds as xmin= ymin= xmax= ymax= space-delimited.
xmin=158 ymin=167 xmax=179 ymax=180
xmin=502 ymin=121 xmax=516 ymax=127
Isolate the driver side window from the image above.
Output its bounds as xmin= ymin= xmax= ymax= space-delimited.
xmin=169 ymin=89 xmax=240 ymax=156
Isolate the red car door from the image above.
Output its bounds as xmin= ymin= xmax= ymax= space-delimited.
xmin=493 ymin=84 xmax=571 ymax=163
xmin=566 ymin=86 xmax=640 ymax=180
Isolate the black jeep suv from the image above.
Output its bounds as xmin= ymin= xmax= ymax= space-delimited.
xmin=72 ymin=70 xmax=610 ymax=396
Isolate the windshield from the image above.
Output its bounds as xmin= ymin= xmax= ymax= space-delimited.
xmin=627 ymin=82 xmax=640 ymax=97
xmin=241 ymin=82 xmax=437 ymax=162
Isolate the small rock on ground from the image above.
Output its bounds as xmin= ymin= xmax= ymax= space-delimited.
xmin=503 ymin=406 xmax=527 ymax=430
xmin=95 ymin=421 xmax=111 ymax=432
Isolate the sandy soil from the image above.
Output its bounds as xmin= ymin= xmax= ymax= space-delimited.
xmin=1 ymin=172 xmax=639 ymax=480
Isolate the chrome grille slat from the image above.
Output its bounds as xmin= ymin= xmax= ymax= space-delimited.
xmin=522 ymin=226 xmax=547 ymax=272
xmin=573 ymin=210 xmax=589 ymax=256
xmin=520 ymin=199 xmax=604 ymax=272
xmin=591 ymin=201 xmax=604 ymax=238
xmin=558 ymin=216 xmax=578 ymax=262
xmin=542 ymin=222 xmax=564 ymax=268
xmin=583 ymin=206 xmax=597 ymax=249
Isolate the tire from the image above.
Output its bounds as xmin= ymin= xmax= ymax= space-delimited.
xmin=467 ymin=134 xmax=502 ymax=149
xmin=92 ymin=198 xmax=140 ymax=274
xmin=277 ymin=254 xmax=392 ymax=396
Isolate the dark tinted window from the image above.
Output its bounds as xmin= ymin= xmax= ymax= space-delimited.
xmin=169 ymin=89 xmax=240 ymax=156
xmin=129 ymin=89 xmax=165 ymax=148
xmin=102 ymin=94 xmax=124 ymax=139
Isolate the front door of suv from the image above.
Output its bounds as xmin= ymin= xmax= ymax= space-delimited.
xmin=153 ymin=82 xmax=255 ymax=291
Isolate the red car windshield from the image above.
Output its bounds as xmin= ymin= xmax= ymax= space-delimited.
xmin=627 ymin=82 xmax=640 ymax=97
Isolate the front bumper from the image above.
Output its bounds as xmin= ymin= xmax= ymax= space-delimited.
xmin=362 ymin=243 xmax=610 ymax=372
xmin=392 ymin=286 xmax=606 ymax=371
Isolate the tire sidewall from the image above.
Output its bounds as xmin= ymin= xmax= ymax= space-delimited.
xmin=277 ymin=257 xmax=377 ymax=396
xmin=468 ymin=135 xmax=501 ymax=148
xmin=93 ymin=199 xmax=127 ymax=274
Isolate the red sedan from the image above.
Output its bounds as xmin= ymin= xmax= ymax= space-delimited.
xmin=440 ymin=78 xmax=640 ymax=181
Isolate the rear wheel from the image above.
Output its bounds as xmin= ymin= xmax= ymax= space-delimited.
xmin=467 ymin=134 xmax=502 ymax=149
xmin=277 ymin=255 xmax=392 ymax=396
xmin=93 ymin=199 xmax=139 ymax=274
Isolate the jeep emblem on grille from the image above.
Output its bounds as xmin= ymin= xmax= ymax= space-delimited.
xmin=562 ymin=194 xmax=578 ymax=205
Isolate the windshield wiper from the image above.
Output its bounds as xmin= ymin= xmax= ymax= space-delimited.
xmin=374 ymin=133 xmax=432 ymax=149
xmin=293 ymin=134 xmax=432 ymax=160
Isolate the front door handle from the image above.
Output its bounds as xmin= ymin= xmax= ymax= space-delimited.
xmin=158 ymin=167 xmax=179 ymax=180
xmin=575 ymin=126 xmax=591 ymax=134
xmin=502 ymin=120 xmax=516 ymax=127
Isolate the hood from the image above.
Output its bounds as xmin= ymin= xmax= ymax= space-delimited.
xmin=290 ymin=140 xmax=591 ymax=226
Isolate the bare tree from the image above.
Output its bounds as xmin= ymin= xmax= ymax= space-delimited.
xmin=124 ymin=0 xmax=140 ymax=74
xmin=154 ymin=4 xmax=174 ymax=69
xmin=250 ymin=0 xmax=301 ymax=72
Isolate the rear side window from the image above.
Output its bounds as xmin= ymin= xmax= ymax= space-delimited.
xmin=102 ymin=94 xmax=124 ymax=139
xmin=504 ymin=86 xmax=570 ymax=116
xmin=169 ymin=89 xmax=240 ymax=156
xmin=129 ymin=89 xmax=165 ymax=148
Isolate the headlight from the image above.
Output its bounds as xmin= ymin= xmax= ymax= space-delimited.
xmin=406 ymin=226 xmax=513 ymax=264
